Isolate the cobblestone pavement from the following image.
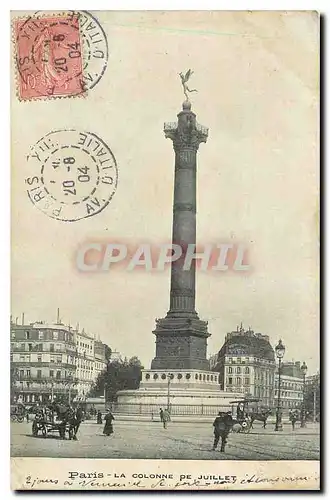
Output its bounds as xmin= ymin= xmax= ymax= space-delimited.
xmin=11 ymin=420 xmax=320 ymax=460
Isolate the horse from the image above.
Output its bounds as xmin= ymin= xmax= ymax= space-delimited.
xmin=69 ymin=407 xmax=84 ymax=440
xmin=50 ymin=403 xmax=75 ymax=439
xmin=249 ymin=409 xmax=272 ymax=429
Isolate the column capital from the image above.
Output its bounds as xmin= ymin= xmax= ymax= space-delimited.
xmin=164 ymin=104 xmax=208 ymax=151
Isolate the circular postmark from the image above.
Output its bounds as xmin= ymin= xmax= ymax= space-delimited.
xmin=26 ymin=130 xmax=118 ymax=222
xmin=15 ymin=10 xmax=108 ymax=100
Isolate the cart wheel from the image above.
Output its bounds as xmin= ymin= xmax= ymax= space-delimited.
xmin=232 ymin=423 xmax=242 ymax=433
xmin=241 ymin=421 xmax=251 ymax=433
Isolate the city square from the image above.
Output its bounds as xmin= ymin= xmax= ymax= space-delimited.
xmin=11 ymin=420 xmax=320 ymax=461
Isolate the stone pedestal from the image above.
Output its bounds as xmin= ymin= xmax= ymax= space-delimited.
xmin=116 ymin=369 xmax=240 ymax=415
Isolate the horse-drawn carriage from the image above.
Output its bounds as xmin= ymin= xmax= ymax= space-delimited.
xmin=229 ymin=398 xmax=272 ymax=433
xmin=10 ymin=403 xmax=26 ymax=423
xmin=32 ymin=413 xmax=73 ymax=439
xmin=31 ymin=403 xmax=83 ymax=440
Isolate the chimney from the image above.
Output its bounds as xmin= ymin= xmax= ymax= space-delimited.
xmin=57 ymin=308 xmax=60 ymax=324
xmin=22 ymin=313 xmax=25 ymax=325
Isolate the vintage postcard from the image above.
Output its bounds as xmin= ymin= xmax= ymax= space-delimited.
xmin=10 ymin=10 xmax=320 ymax=491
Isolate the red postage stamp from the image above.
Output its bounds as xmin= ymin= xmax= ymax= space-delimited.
xmin=14 ymin=11 xmax=108 ymax=100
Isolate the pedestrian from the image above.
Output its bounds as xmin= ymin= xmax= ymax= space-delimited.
xmin=159 ymin=408 xmax=168 ymax=429
xmin=103 ymin=409 xmax=115 ymax=436
xmin=289 ymin=409 xmax=298 ymax=430
xmin=162 ymin=408 xmax=170 ymax=429
xmin=26 ymin=410 xmax=29 ymax=423
xmin=212 ymin=411 xmax=233 ymax=452
xmin=97 ymin=410 xmax=103 ymax=424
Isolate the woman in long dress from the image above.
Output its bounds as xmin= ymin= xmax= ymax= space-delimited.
xmin=103 ymin=410 xmax=115 ymax=436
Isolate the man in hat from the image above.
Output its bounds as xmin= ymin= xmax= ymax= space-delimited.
xmin=212 ymin=411 xmax=233 ymax=452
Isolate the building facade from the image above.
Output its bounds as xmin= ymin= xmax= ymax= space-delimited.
xmin=11 ymin=320 xmax=107 ymax=404
xmin=94 ymin=340 xmax=107 ymax=380
xmin=74 ymin=329 xmax=96 ymax=399
xmin=11 ymin=321 xmax=77 ymax=404
xmin=274 ymin=362 xmax=304 ymax=410
xmin=211 ymin=325 xmax=276 ymax=407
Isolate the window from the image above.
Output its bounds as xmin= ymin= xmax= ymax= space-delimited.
xmin=55 ymin=344 xmax=61 ymax=352
xmin=20 ymin=355 xmax=25 ymax=361
xmin=145 ymin=373 xmax=150 ymax=380
xmin=56 ymin=355 xmax=62 ymax=364
xmin=195 ymin=374 xmax=198 ymax=380
xmin=50 ymin=370 xmax=54 ymax=377
xmin=237 ymin=357 xmax=241 ymax=363
xmin=177 ymin=373 xmax=183 ymax=379
xmin=236 ymin=377 xmax=242 ymax=385
xmin=25 ymin=331 xmax=30 ymax=340
xmin=50 ymin=355 xmax=55 ymax=363
xmin=56 ymin=371 xmax=61 ymax=379
xmin=28 ymin=343 xmax=32 ymax=352
xmin=228 ymin=366 xmax=233 ymax=374
xmin=153 ymin=374 xmax=158 ymax=380
xmin=245 ymin=377 xmax=250 ymax=385
xmin=37 ymin=354 xmax=42 ymax=362
xmin=38 ymin=331 xmax=44 ymax=340
xmin=186 ymin=373 xmax=191 ymax=379
xmin=228 ymin=377 xmax=233 ymax=385
xmin=236 ymin=367 xmax=241 ymax=374
xmin=53 ymin=331 xmax=58 ymax=340
xmin=37 ymin=370 xmax=42 ymax=379
xmin=245 ymin=367 xmax=250 ymax=374
xmin=161 ymin=374 xmax=166 ymax=380
xmin=26 ymin=369 xmax=31 ymax=378
xmin=19 ymin=369 xmax=24 ymax=378
xmin=50 ymin=344 xmax=54 ymax=352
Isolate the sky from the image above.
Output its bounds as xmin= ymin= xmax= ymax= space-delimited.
xmin=11 ymin=11 xmax=319 ymax=374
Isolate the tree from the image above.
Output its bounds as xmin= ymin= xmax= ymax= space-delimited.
xmin=88 ymin=356 xmax=143 ymax=401
xmin=304 ymin=379 xmax=320 ymax=420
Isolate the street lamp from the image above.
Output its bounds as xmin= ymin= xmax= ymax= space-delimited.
xmin=300 ymin=361 xmax=308 ymax=428
xmin=274 ymin=339 xmax=285 ymax=431
xmin=167 ymin=373 xmax=173 ymax=413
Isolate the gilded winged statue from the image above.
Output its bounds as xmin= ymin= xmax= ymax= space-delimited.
xmin=179 ymin=69 xmax=198 ymax=101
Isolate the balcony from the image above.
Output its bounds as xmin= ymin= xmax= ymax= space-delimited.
xmin=164 ymin=122 xmax=177 ymax=132
xmin=11 ymin=344 xmax=76 ymax=354
xmin=15 ymin=376 xmax=79 ymax=386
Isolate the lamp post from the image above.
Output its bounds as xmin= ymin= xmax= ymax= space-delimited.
xmin=167 ymin=373 xmax=173 ymax=412
xmin=274 ymin=339 xmax=285 ymax=431
xmin=300 ymin=361 xmax=308 ymax=428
